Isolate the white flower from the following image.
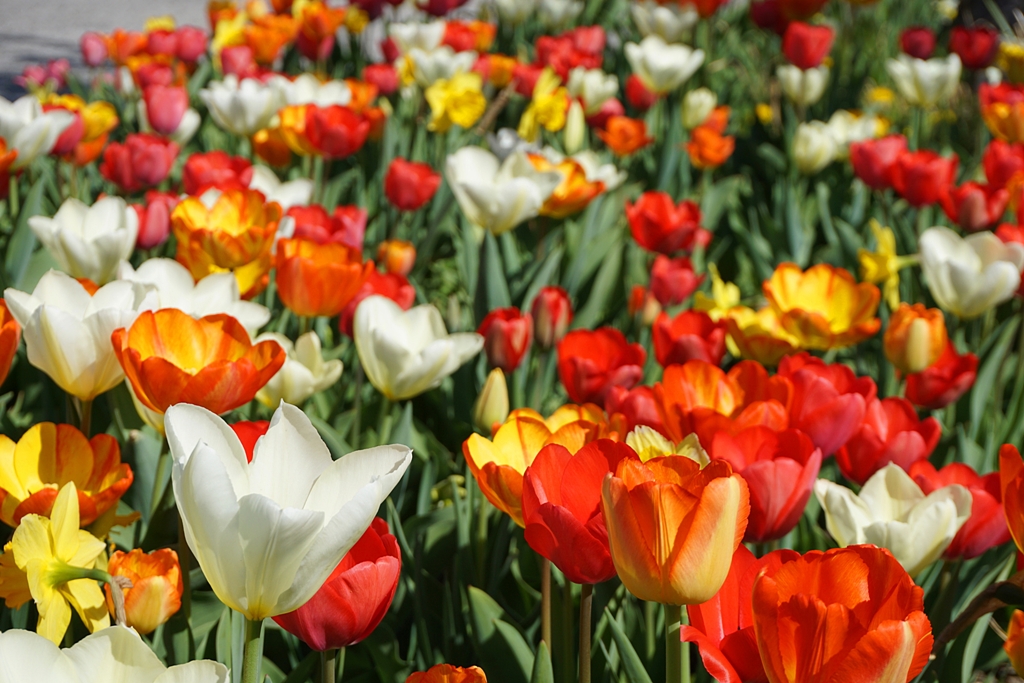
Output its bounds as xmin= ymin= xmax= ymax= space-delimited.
xmin=446 ymin=146 xmax=562 ymax=236
xmin=624 ymin=35 xmax=704 ymax=94
xmin=777 ymin=64 xmax=830 ymax=107
xmin=388 ymin=21 xmax=446 ymax=53
xmin=496 ymin=0 xmax=539 ymax=24
xmin=886 ymin=54 xmax=962 ymax=107
xmin=0 ymin=95 xmax=75 ymax=169
xmin=354 ymin=295 xmax=483 ymax=401
xmin=539 ymin=0 xmax=584 ymax=27
xmin=166 ymin=401 xmax=412 ymax=620
xmin=407 ymin=47 xmax=477 ymax=87
xmin=919 ymin=226 xmax=1024 ymax=318
xmin=256 ymin=332 xmax=343 ymax=406
xmin=247 ymin=165 xmax=313 ymax=210
xmin=792 ymin=121 xmax=837 ymax=175
xmin=682 ymin=87 xmax=717 ymax=129
xmin=567 ymin=67 xmax=619 ymax=115
xmin=630 ymin=0 xmax=699 ymax=43
xmin=137 ymin=100 xmax=201 ymax=146
xmin=199 ymin=75 xmax=285 ymax=137
xmin=273 ymin=73 xmax=352 ymax=107
xmin=30 ymin=197 xmax=139 ymax=285
xmin=814 ymin=463 xmax=972 ymax=577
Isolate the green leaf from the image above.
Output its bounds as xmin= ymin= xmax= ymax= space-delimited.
xmin=530 ymin=642 xmax=554 ymax=683
xmin=572 ymin=235 xmax=623 ymax=330
xmin=5 ymin=176 xmax=46 ymax=289
xmin=518 ymin=245 xmax=563 ymax=312
xmin=467 ymin=586 xmax=533 ymax=683
xmin=604 ymin=607 xmax=654 ymax=683
xmin=308 ymin=414 xmax=352 ymax=459
xmin=969 ymin=317 xmax=1019 ymax=442
xmin=475 ymin=230 xmax=511 ymax=323
xmin=390 ymin=401 xmax=415 ymax=449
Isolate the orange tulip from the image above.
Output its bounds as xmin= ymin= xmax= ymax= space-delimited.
xmin=277 ymin=104 xmax=318 ymax=156
xmin=1006 ymin=610 xmax=1024 ymax=676
xmin=528 ymin=154 xmax=606 ymax=219
xmin=376 ymin=240 xmax=416 ymax=276
xmin=0 ymin=300 xmax=20 ymax=387
xmin=172 ymin=189 xmax=281 ymax=298
xmin=245 ymin=14 xmax=298 ymax=64
xmin=105 ymin=548 xmax=182 ymax=634
xmin=688 ymin=108 xmax=735 ymax=170
xmin=253 ymin=126 xmax=294 ymax=166
xmin=407 ymin=664 xmax=487 ymax=683
xmin=112 ymin=309 xmax=286 ymax=415
xmin=602 ymin=456 xmax=749 ymax=605
xmin=596 ymin=116 xmax=653 ymax=156
xmin=752 ymin=545 xmax=933 ymax=683
xmin=1000 ymin=444 xmax=1024 ymax=554
xmin=345 ymin=79 xmax=379 ymax=113
xmin=0 ymin=137 xmax=18 ymax=179
xmin=275 ymin=238 xmax=373 ymax=317
xmin=884 ymin=303 xmax=947 ymax=374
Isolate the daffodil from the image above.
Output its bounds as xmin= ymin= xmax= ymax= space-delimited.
xmin=517 ymin=68 xmax=569 ymax=142
xmin=693 ymin=263 xmax=740 ymax=321
xmin=858 ymin=219 xmax=917 ymax=309
xmin=425 ymin=72 xmax=486 ymax=133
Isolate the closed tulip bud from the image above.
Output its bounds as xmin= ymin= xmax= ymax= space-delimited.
xmin=950 ymin=26 xmax=1000 ymax=70
xmin=558 ymin=327 xmax=645 ymax=404
xmin=887 ymin=54 xmax=962 ymax=107
xmin=80 ymin=32 xmax=109 ymax=66
xmin=531 ymin=286 xmax=573 ymax=349
xmin=682 ymin=87 xmax=716 ymax=129
xmin=884 ymin=303 xmax=947 ymax=373
xmin=629 ymin=285 xmax=662 ymax=325
xmin=792 ymin=120 xmax=836 ymax=174
xmin=105 ymin=548 xmax=182 ymax=634
xmin=650 ymin=255 xmax=702 ymax=307
xmin=473 ymin=368 xmax=510 ymax=433
xmin=624 ymin=35 xmax=704 ymax=94
xmin=782 ymin=22 xmax=835 ymax=70
xmin=478 ymin=307 xmax=533 ymax=373
xmin=384 ymin=158 xmax=441 ymax=212
xmin=777 ymin=65 xmax=829 ymax=107
xmin=899 ymin=26 xmax=936 ymax=59
xmin=563 ymin=99 xmax=586 ymax=154
xmin=377 ymin=240 xmax=417 ymax=276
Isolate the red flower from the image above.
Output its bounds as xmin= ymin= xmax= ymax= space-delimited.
xmin=147 ymin=29 xmax=179 ymax=57
xmin=782 ymin=22 xmax=834 ymax=70
xmin=911 ymin=461 xmax=1011 ymax=559
xmin=523 ymin=440 xmax=637 ymax=584
xmin=531 ymin=286 xmax=573 ymax=350
xmin=384 ymin=158 xmax=441 ymax=211
xmin=750 ymin=0 xmax=788 ymax=35
xmin=585 ymin=97 xmax=625 ymax=129
xmin=133 ymin=191 xmax=180 ymax=250
xmin=626 ymin=191 xmax=710 ymax=254
xmin=100 ymin=133 xmax=179 ymax=194
xmin=513 ymin=63 xmax=545 ymax=97
xmin=306 ymin=105 xmax=371 ymax=159
xmin=557 ymin=327 xmax=646 ymax=404
xmin=625 ymin=74 xmax=658 ymax=111
xmin=849 ymin=134 xmax=907 ymax=191
xmin=834 ymin=397 xmax=941 ymax=486
xmin=900 ymin=27 xmax=936 ymax=59
xmin=710 ymin=427 xmax=822 ymax=543
xmin=222 ymin=45 xmax=259 ymax=78
xmin=338 ymin=270 xmax=416 ymax=337
xmin=605 ymin=386 xmax=665 ymax=434
xmin=950 ymin=26 xmax=1000 ymax=69
xmin=182 ymin=151 xmax=252 ymax=195
xmin=904 ymin=342 xmax=978 ymax=410
xmin=777 ymin=352 xmax=876 ymax=456
xmin=143 ymin=85 xmax=189 ymax=137
xmin=652 ymin=310 xmax=727 ymax=367
xmin=273 ymin=518 xmax=401 ymax=650
xmin=940 ymin=181 xmax=1009 ymax=231
xmin=287 ymin=204 xmax=366 ymax=251
xmin=363 ymin=64 xmax=399 ymax=95
xmin=478 ymin=307 xmax=533 ymax=373
xmin=983 ymin=139 xmax=1024 ymax=190
xmin=891 ymin=150 xmax=958 ymax=208
xmin=176 ymin=26 xmax=209 ymax=63
xmin=46 ymin=107 xmax=83 ymax=156
xmin=650 ymin=255 xmax=703 ymax=307
xmin=229 ymin=420 xmax=271 ymax=462
xmin=80 ymin=32 xmax=109 ymax=66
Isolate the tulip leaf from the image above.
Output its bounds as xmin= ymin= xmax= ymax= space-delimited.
xmin=572 ymin=235 xmax=623 ymax=330
xmin=280 ymin=650 xmax=318 ymax=683
xmin=604 ymin=607 xmax=655 ymax=683
xmin=701 ymin=175 xmax=747 ymax=234
xmin=935 ymin=569 xmax=1024 ymax=653
xmin=969 ymin=317 xmax=1018 ymax=442
xmin=467 ymin=585 xmax=533 ymax=683
xmin=530 ymin=641 xmax=553 ymax=683
xmin=390 ymin=401 xmax=415 ymax=449
xmin=4 ymin=175 xmax=46 ymax=289
xmin=519 ymin=245 xmax=563 ymax=313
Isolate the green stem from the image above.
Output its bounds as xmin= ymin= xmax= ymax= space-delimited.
xmin=540 ymin=557 xmax=552 ymax=650
xmin=321 ymin=648 xmax=337 ymax=683
xmin=299 ymin=315 xmax=313 ymax=337
xmin=178 ymin=515 xmax=196 ymax=659
xmin=352 ymin=363 xmax=364 ymax=448
xmin=665 ymin=603 xmax=685 ymax=683
xmin=562 ymin=579 xmax=574 ymax=683
xmin=77 ymin=398 xmax=93 ymax=438
xmin=241 ymin=618 xmax=264 ymax=683
xmin=376 ymin=397 xmax=393 ymax=444
xmin=9 ymin=174 xmax=19 ymax=219
xmin=578 ymin=583 xmax=593 ymax=683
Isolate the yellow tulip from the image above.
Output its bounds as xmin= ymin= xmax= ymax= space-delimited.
xmin=425 ymin=72 xmax=486 ymax=133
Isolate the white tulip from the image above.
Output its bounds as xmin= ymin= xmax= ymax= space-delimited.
xmin=886 ymin=54 xmax=962 ymax=107
xmin=29 ymin=197 xmax=139 ymax=285
xmin=630 ymin=0 xmax=699 ymax=43
xmin=0 ymin=95 xmax=75 ymax=169
xmin=792 ymin=121 xmax=837 ymax=175
xmin=539 ymin=0 xmax=584 ymax=27
xmin=0 ymin=626 xmax=228 ymax=683
xmin=496 ymin=0 xmax=539 ymax=24
xmin=256 ymin=332 xmax=343 ymax=406
xmin=136 ymin=100 xmax=201 ymax=146
xmin=777 ymin=64 xmax=830 ymax=107
xmin=273 ymin=73 xmax=351 ymax=107
xmin=446 ymin=146 xmax=562 ymax=236
xmin=567 ymin=68 xmax=619 ymax=115
xmin=199 ymin=75 xmax=285 ymax=137
xmin=825 ymin=109 xmax=881 ymax=152
xmin=354 ymin=295 xmax=483 ymax=401
xmin=682 ymin=87 xmax=717 ymax=129
xmin=166 ymin=401 xmax=412 ymax=620
xmin=814 ymin=463 xmax=972 ymax=577
xmin=117 ymin=258 xmax=270 ymax=334
xmin=247 ymin=165 xmax=313 ymax=210
xmin=4 ymin=271 xmax=155 ymax=401
xmin=389 ymin=21 xmax=447 ymax=54
xmin=919 ymin=227 xmax=1024 ymax=318
xmin=624 ymin=35 xmax=704 ymax=94
xmin=407 ymin=47 xmax=478 ymax=87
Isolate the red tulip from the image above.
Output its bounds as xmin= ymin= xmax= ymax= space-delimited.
xmin=176 ymin=26 xmax=209 ymax=63
xmin=229 ymin=420 xmax=271 ymax=462
xmin=47 ymin=108 xmax=84 ymax=156
xmin=273 ymin=518 xmax=401 ymax=651
xmin=604 ymin=386 xmax=665 ymax=434
xmin=222 ymin=45 xmax=259 ymax=78
xmin=652 ymin=310 xmax=727 ymax=367
xmin=904 ymin=342 xmax=978 ymax=410
xmin=288 ymin=204 xmax=367 ymax=251
xmin=900 ymin=26 xmax=936 ymax=59
xmin=983 ymin=139 xmax=1024 ymax=190
xmin=146 ymin=30 xmax=179 ymax=57
xmin=911 ymin=461 xmax=1011 ymax=559
xmin=363 ymin=64 xmax=399 ymax=95
xmin=834 ymin=397 xmax=940 ymax=486
xmin=782 ymin=22 xmax=834 ymax=70
xmin=750 ymin=0 xmax=788 ymax=35
xmin=100 ymin=133 xmax=179 ymax=194
xmin=339 ymin=270 xmax=416 ymax=337
xmin=950 ymin=26 xmax=1000 ymax=69
xmin=306 ymin=105 xmax=371 ymax=159
xmin=133 ymin=191 xmax=180 ymax=250
xmin=532 ymin=286 xmax=573 ymax=349
xmin=626 ymin=191 xmax=710 ymax=255
xmin=182 ymin=151 xmax=252 ymax=195
xmin=478 ymin=307 xmax=533 ymax=373
xmin=891 ymin=150 xmax=958 ymax=208
xmin=522 ymin=440 xmax=637 ymax=584
xmin=777 ymin=352 xmax=875 ymax=456
xmin=849 ymin=134 xmax=907 ymax=191
xmin=384 ymin=158 xmax=441 ymax=211
xmin=650 ymin=255 xmax=703 ymax=307
xmin=143 ymin=85 xmax=189 ymax=137
xmin=80 ymin=32 xmax=109 ymax=66
xmin=940 ymin=181 xmax=1009 ymax=231
xmin=625 ymin=74 xmax=658 ymax=111
xmin=557 ymin=327 xmax=646 ymax=404
xmin=585 ymin=97 xmax=625 ymax=129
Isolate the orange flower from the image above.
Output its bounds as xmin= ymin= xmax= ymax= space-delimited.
xmin=0 ymin=137 xmax=19 ymax=177
xmin=208 ymin=1 xmax=239 ymax=30
xmin=364 ymin=106 xmax=388 ymax=141
xmin=601 ymin=456 xmax=749 ymax=605
xmin=1001 ymin=444 xmax=1024 ymax=554
xmin=1006 ymin=610 xmax=1024 ymax=676
xmin=253 ymin=126 xmax=293 ymax=166
xmin=407 ymin=664 xmax=487 ymax=683
xmin=763 ymin=263 xmax=881 ymax=350
xmin=278 ymin=104 xmax=318 ymax=156
xmin=345 ymin=79 xmax=379 ymax=113
xmin=752 ymin=545 xmax=933 ymax=683
xmin=443 ymin=20 xmax=496 ymax=52
xmin=112 ymin=309 xmax=286 ymax=415
xmin=527 ymin=154 xmax=606 ymax=219
xmin=275 ymin=238 xmax=373 ymax=317
xmin=884 ymin=303 xmax=948 ymax=374
xmin=688 ymin=125 xmax=735 ymax=170
xmin=0 ymin=422 xmax=133 ymax=529
xmin=106 ymin=29 xmax=148 ymax=66
xmin=105 ymin=548 xmax=182 ymax=634
xmin=172 ymin=189 xmax=281 ymax=298
xmin=297 ymin=1 xmax=346 ymax=58
xmin=376 ymin=240 xmax=416 ymax=276
xmin=981 ymin=83 xmax=1024 ymax=143
xmin=596 ymin=116 xmax=653 ymax=156
xmin=0 ymin=300 xmax=20 ymax=387
xmin=245 ymin=14 xmax=297 ymax=64
xmin=478 ymin=55 xmax=517 ymax=87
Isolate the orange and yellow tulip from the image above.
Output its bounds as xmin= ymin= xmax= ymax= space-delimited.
xmin=1001 ymin=444 xmax=1024 ymax=554
xmin=725 ymin=305 xmax=801 ymax=366
xmin=407 ymin=664 xmax=487 ymax=683
xmin=275 ymin=239 xmax=373 ymax=318
xmin=105 ymin=548 xmax=182 ymax=634
xmin=278 ymin=104 xmax=319 ymax=156
xmin=884 ymin=303 xmax=948 ymax=374
xmin=253 ymin=126 xmax=293 ymax=167
xmin=1006 ymin=610 xmax=1024 ymax=676
xmin=602 ymin=456 xmax=749 ymax=605
xmin=0 ymin=300 xmax=20 ymax=387
xmin=528 ymin=154 xmax=606 ymax=219
xmin=112 ymin=308 xmax=286 ymax=415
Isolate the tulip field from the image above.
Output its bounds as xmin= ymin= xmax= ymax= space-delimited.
xmin=9 ymin=0 xmax=1024 ymax=682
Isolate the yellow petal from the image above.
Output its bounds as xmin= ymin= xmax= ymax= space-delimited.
xmin=50 ymin=483 xmax=81 ymax=561
xmin=63 ymin=579 xmax=110 ymax=633
xmin=11 ymin=515 xmax=55 ymax=571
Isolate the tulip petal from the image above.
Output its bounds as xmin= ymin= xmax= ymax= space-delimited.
xmin=0 ymin=629 xmax=78 ymax=682
xmin=248 ymin=403 xmax=332 ymax=508
xmin=155 ymin=660 xmax=231 ymax=683
xmin=166 ymin=404 xmax=250 ymax=500
xmin=65 ymin=625 xmax=166 ymax=680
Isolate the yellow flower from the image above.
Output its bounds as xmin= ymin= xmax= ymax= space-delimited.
xmin=145 ymin=15 xmax=176 ymax=32
xmin=425 ymin=72 xmax=486 ymax=133
xmin=212 ymin=10 xmax=249 ymax=57
xmin=42 ymin=95 xmax=119 ymax=143
xmin=344 ymin=6 xmax=369 ymax=34
xmin=1000 ymin=42 xmax=1024 ymax=85
xmin=8 ymin=483 xmax=110 ymax=643
xmin=517 ymin=68 xmax=569 ymax=142
xmin=693 ymin=263 xmax=741 ymax=322
xmin=0 ymin=542 xmax=31 ymax=609
xmin=725 ymin=305 xmax=801 ymax=366
xmin=865 ymin=86 xmax=896 ymax=108
xmin=755 ymin=103 xmax=774 ymax=125
xmin=858 ymin=219 xmax=917 ymax=309
xmin=625 ymin=427 xmax=709 ymax=466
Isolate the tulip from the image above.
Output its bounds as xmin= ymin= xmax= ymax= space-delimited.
xmin=602 ymin=456 xmax=749 ymax=605
xmin=29 ymin=196 xmax=138 ymax=286
xmin=425 ymin=72 xmax=487 ymax=133
xmin=104 ymin=549 xmax=182 ymax=634
xmin=305 ymin=105 xmax=370 ymax=159
xmin=650 ymin=255 xmax=702 ymax=307
xmin=777 ymin=65 xmax=829 ymax=107
xmin=176 ymin=26 xmax=209 ymax=62
xmin=791 ymin=120 xmax=836 ymax=174
xmin=681 ymin=88 xmax=716 ymax=129
xmin=407 ymin=664 xmax=488 ymax=683
xmin=652 ymin=310 xmax=727 ymax=367
xmin=626 ymin=192 xmax=709 ymax=255
xmin=605 ymin=386 xmax=664 ymax=434
xmin=446 ymin=147 xmax=562 ymax=236
xmin=385 ymin=158 xmax=442 ymax=211
xmin=834 ymin=397 xmax=941 ymax=485
xmin=100 ymin=133 xmax=179 ymax=193
xmin=0 ymin=95 xmax=75 ymax=169
xmin=377 ymin=240 xmax=416 ymax=276
xmin=566 ymin=67 xmax=618 ymax=115
xmin=919 ymin=226 xmax=1024 ymax=318
xmin=782 ymin=22 xmax=834 ymax=70
xmin=814 ymin=463 xmax=971 ymax=576
xmin=524 ymin=287 xmax=572 ymax=353
xmin=200 ymin=75 xmax=285 ymax=137
xmin=624 ymin=427 xmax=708 ymax=466
xmin=688 ymin=113 xmax=735 ymax=169
xmin=288 ymin=204 xmax=366 ymax=250
xmin=824 ymin=109 xmax=883 ymax=152
xmin=80 ymin=32 xmax=109 ymax=66
xmin=1008 ymin=611 xmax=1024 ymax=677
xmin=900 ymin=26 xmax=936 ymax=59
xmin=912 ymin=461 xmax=1010 ymax=560
xmin=0 ymin=300 xmax=18 ymax=387
xmin=904 ymin=342 xmax=978 ymax=409
xmin=557 ymin=328 xmax=645 ymax=405
xmin=363 ymin=64 xmax=399 ymax=95
xmin=526 ymin=153 xmax=606 ymax=218
xmin=884 ymin=303 xmax=947 ymax=373
xmin=138 ymin=84 xmax=199 ymax=145
xmin=182 ymin=150 xmax=252 ymax=195
xmin=624 ymin=35 xmax=704 ymax=95
xmin=165 ymin=402 xmax=412 ymax=621
xmin=950 ymin=26 xmax=1000 ymax=69
xmin=980 ymin=82 xmax=1024 ymax=143
xmin=246 ymin=165 xmax=314 ymax=211
xmin=255 ymin=332 xmax=343 ymax=407
xmin=724 ymin=306 xmax=801 ymax=366
xmin=631 ymin=0 xmax=699 ymax=43
xmin=389 ymin=21 xmax=447 ymax=53
xmin=132 ymin=191 xmax=178 ymax=250
xmin=339 ymin=270 xmax=416 ymax=338
xmin=276 ymin=239 xmax=372 ymax=318
xmin=849 ymin=134 xmax=907 ymax=190
xmin=886 ymin=54 xmax=962 ymax=107
xmin=473 ymin=368 xmax=510 ymax=433
xmin=408 ymin=46 xmax=478 ymax=88
xmin=752 ymin=545 xmax=933 ymax=683
xmin=4 ymin=271 xmax=153 ymax=401
xmin=597 ymin=115 xmax=653 ymax=156
xmin=940 ymin=181 xmax=1009 ymax=231
xmin=984 ymin=139 xmax=1024 ymax=190
xmin=478 ymin=307 xmax=533 ymax=373
xmin=273 ymin=518 xmax=400 ymax=650
xmin=354 ymin=295 xmax=483 ymax=401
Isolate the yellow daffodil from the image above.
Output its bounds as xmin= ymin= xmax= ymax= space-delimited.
xmin=425 ymin=72 xmax=486 ymax=133
xmin=693 ymin=263 xmax=741 ymax=322
xmin=858 ymin=219 xmax=917 ymax=309
xmin=517 ymin=68 xmax=569 ymax=142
